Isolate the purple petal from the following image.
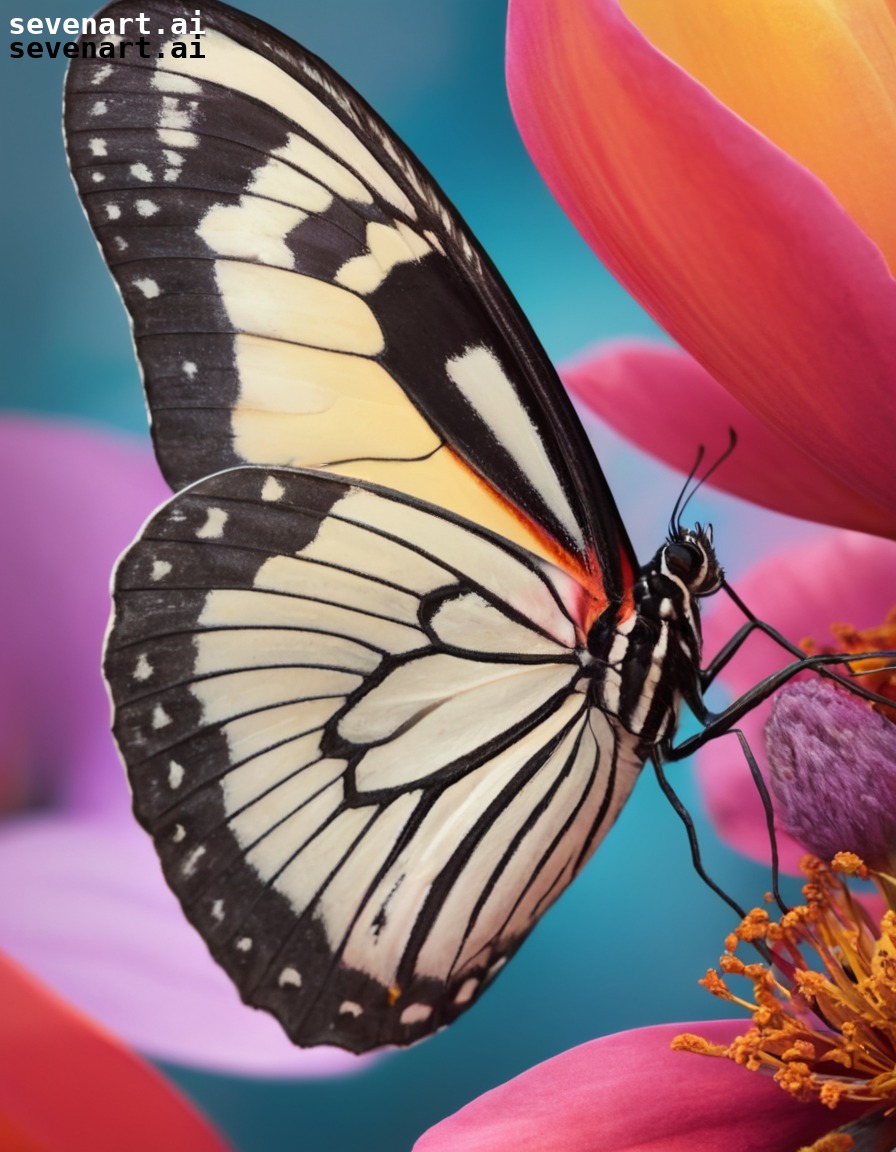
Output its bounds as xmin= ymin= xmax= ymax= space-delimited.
xmin=0 ymin=814 xmax=361 ymax=1075
xmin=0 ymin=416 xmax=169 ymax=816
xmin=766 ymin=681 xmax=896 ymax=867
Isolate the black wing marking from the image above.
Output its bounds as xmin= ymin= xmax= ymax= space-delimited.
xmin=63 ymin=0 xmax=637 ymax=599
xmin=104 ymin=467 xmax=641 ymax=1050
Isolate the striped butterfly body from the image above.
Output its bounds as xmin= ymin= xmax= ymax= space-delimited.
xmin=66 ymin=0 xmax=723 ymax=1051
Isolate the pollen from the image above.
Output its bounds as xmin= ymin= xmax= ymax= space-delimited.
xmin=675 ymin=857 xmax=896 ymax=1114
xmin=804 ymin=607 xmax=896 ymax=722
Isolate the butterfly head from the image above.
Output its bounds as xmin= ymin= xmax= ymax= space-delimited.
xmin=660 ymin=522 xmax=723 ymax=597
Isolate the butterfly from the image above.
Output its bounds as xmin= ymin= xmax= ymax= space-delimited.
xmin=65 ymin=0 xmax=744 ymax=1053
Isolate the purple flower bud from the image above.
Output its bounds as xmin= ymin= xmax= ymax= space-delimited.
xmin=764 ymin=680 xmax=896 ymax=868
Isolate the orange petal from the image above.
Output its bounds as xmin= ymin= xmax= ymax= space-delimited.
xmin=507 ymin=0 xmax=896 ymax=525
xmin=621 ymin=0 xmax=896 ymax=272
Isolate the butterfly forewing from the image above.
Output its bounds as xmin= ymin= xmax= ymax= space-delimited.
xmin=104 ymin=467 xmax=641 ymax=1050
xmin=64 ymin=0 xmax=636 ymax=599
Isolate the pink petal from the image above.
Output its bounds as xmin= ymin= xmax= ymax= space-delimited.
xmin=0 ymin=815 xmax=361 ymax=1076
xmin=0 ymin=417 xmax=364 ymax=1076
xmin=413 ymin=1020 xmax=861 ymax=1151
xmin=507 ymin=1 xmax=896 ymax=524
xmin=0 ymin=416 xmax=169 ymax=816
xmin=562 ymin=342 xmax=896 ymax=538
xmin=0 ymin=950 xmax=232 ymax=1152
xmin=697 ymin=530 xmax=896 ymax=870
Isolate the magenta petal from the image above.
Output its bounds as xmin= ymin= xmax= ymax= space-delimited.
xmin=0 ymin=416 xmax=170 ymax=816
xmin=697 ymin=530 xmax=896 ymax=870
xmin=413 ymin=1020 xmax=854 ymax=1151
xmin=562 ymin=342 xmax=896 ymax=538
xmin=0 ymin=814 xmax=361 ymax=1076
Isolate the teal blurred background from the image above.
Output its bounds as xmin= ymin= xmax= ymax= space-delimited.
xmin=2 ymin=2 xmax=801 ymax=1148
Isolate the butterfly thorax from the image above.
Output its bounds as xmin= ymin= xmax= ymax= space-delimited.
xmin=594 ymin=525 xmax=723 ymax=751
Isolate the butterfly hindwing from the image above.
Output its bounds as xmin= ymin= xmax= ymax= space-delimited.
xmin=104 ymin=467 xmax=641 ymax=1049
xmin=63 ymin=0 xmax=636 ymax=600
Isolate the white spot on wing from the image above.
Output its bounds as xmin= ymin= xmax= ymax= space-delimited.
xmin=236 ymin=937 xmax=253 ymax=952
xmin=211 ymin=899 xmax=224 ymax=922
xmin=158 ymin=128 xmax=199 ymax=149
xmin=133 ymin=653 xmax=153 ymax=681
xmin=130 ymin=163 xmax=153 ymax=182
xmin=339 ymin=1001 xmax=363 ymax=1017
xmin=105 ymin=204 xmax=121 ymax=221
xmin=261 ymin=475 xmax=285 ymax=502
xmin=136 ymin=199 xmax=159 ymax=217
xmin=151 ymin=69 xmax=201 ymax=94
xmin=89 ymin=138 xmax=107 ymax=157
xmin=152 ymin=705 xmax=172 ymax=730
xmin=91 ymin=172 xmax=105 ymax=183
xmin=151 ymin=559 xmax=172 ymax=581
xmin=91 ymin=65 xmax=112 ymax=85
xmin=182 ymin=361 xmax=197 ymax=379
xmin=133 ymin=278 xmax=161 ymax=299
xmin=172 ymin=824 xmax=186 ymax=842
xmin=90 ymin=100 xmax=107 ymax=116
xmin=454 ymin=977 xmax=478 ymax=1005
xmin=168 ymin=760 xmax=185 ymax=789
xmin=182 ymin=845 xmax=206 ymax=876
xmin=196 ymin=507 xmax=228 ymax=539
xmin=158 ymin=96 xmax=195 ymax=132
xmin=279 ymin=967 xmax=302 ymax=988
xmin=399 ymin=1003 xmax=432 ymax=1026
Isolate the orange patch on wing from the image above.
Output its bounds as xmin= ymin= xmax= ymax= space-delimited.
xmin=327 ymin=446 xmax=609 ymax=625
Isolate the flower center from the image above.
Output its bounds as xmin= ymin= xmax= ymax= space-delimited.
xmin=675 ymin=855 xmax=896 ymax=1142
xmin=820 ymin=608 xmax=896 ymax=725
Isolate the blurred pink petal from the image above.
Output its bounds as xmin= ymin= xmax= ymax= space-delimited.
xmin=0 ymin=815 xmax=360 ymax=1075
xmin=506 ymin=0 xmax=896 ymax=525
xmin=0 ymin=416 xmax=361 ymax=1075
xmin=697 ymin=530 xmax=896 ymax=871
xmin=413 ymin=1020 xmax=860 ymax=1151
xmin=562 ymin=342 xmax=896 ymax=538
xmin=0 ymin=416 xmax=169 ymax=815
xmin=0 ymin=950 xmax=233 ymax=1152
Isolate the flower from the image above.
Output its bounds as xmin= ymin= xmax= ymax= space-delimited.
xmin=411 ymin=1018 xmax=868 ymax=1151
xmin=695 ymin=530 xmax=896 ymax=874
xmin=0 ymin=416 xmax=358 ymax=1076
xmin=675 ymin=855 xmax=896 ymax=1151
xmin=765 ymin=681 xmax=896 ymax=874
xmin=506 ymin=0 xmax=896 ymax=537
xmin=0 ymin=949 xmax=232 ymax=1151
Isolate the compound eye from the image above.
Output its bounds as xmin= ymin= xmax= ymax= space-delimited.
xmin=665 ymin=542 xmax=703 ymax=582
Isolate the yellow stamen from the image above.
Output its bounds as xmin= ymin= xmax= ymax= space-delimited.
xmin=803 ymin=608 xmax=896 ymax=723
xmin=675 ymin=857 xmax=896 ymax=1111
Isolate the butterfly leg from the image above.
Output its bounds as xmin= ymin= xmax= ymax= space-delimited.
xmin=670 ymin=648 xmax=895 ymax=760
